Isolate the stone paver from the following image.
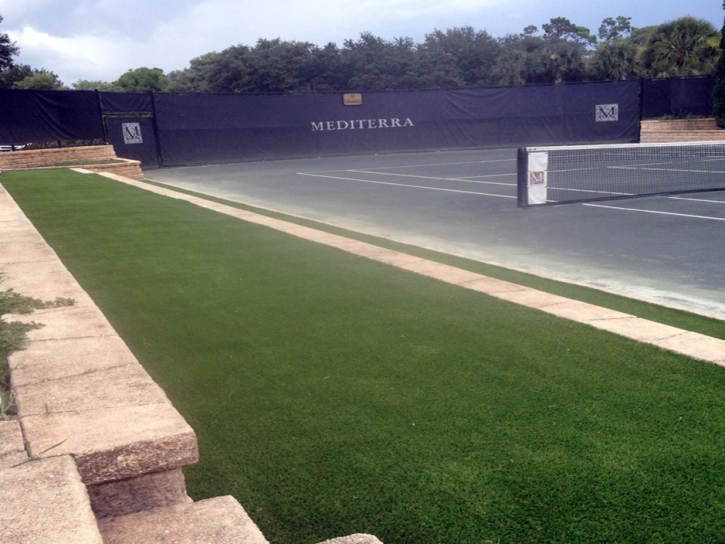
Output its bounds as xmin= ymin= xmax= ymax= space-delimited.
xmin=0 ymin=455 xmax=104 ymax=543
xmin=21 ymin=403 xmax=198 ymax=486
xmin=14 ymin=362 xmax=170 ymax=416
xmin=98 ymin=495 xmax=269 ymax=544
xmin=8 ymin=306 xmax=118 ymax=341
xmin=10 ymin=335 xmax=139 ymax=386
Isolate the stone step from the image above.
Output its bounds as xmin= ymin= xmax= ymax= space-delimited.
xmin=0 ymin=455 xmax=104 ymax=543
xmin=97 ymin=495 xmax=269 ymax=544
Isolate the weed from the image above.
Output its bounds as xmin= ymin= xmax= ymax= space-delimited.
xmin=0 ymin=280 xmax=74 ymax=420
xmin=11 ymin=439 xmax=67 ymax=467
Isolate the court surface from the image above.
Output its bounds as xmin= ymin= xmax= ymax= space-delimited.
xmin=148 ymin=148 xmax=725 ymax=318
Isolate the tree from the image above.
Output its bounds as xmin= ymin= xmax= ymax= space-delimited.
xmin=0 ymin=14 xmax=18 ymax=71
xmin=713 ymin=3 xmax=725 ymax=127
xmin=340 ymin=33 xmax=428 ymax=91
xmin=421 ymin=26 xmax=500 ymax=87
xmin=14 ymin=70 xmax=65 ymax=90
xmin=589 ymin=40 xmax=637 ymax=80
xmin=589 ymin=16 xmax=636 ymax=81
xmin=72 ymin=79 xmax=116 ymax=91
xmin=542 ymin=17 xmax=597 ymax=46
xmin=598 ymin=16 xmax=632 ymax=43
xmin=495 ymin=19 xmax=591 ymax=85
xmin=113 ymin=67 xmax=169 ymax=93
xmin=168 ymin=52 xmax=222 ymax=93
xmin=0 ymin=63 xmax=32 ymax=89
xmin=637 ymin=16 xmax=720 ymax=78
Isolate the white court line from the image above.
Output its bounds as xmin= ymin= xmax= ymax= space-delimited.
xmin=304 ymin=158 xmax=516 ymax=173
xmin=296 ymin=172 xmax=515 ymax=198
xmin=609 ymin=166 xmax=725 ymax=174
xmin=457 ymin=173 xmax=516 ymax=180
xmin=583 ymin=203 xmax=725 ymax=221
xmin=669 ymin=196 xmax=725 ymax=204
xmin=347 ymin=169 xmax=516 ymax=187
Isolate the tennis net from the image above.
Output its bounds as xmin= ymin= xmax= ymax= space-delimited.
xmin=517 ymin=141 xmax=725 ymax=207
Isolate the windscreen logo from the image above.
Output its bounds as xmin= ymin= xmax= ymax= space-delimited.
xmin=312 ymin=118 xmax=414 ymax=131
xmin=595 ymin=104 xmax=618 ymax=122
xmin=122 ymin=123 xmax=143 ymax=144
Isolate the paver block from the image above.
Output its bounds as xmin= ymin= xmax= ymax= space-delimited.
xmin=10 ymin=335 xmax=139 ymax=386
xmin=98 ymin=495 xmax=269 ymax=544
xmin=21 ymin=403 xmax=198 ymax=485
xmin=88 ymin=467 xmax=192 ymax=518
xmin=14 ymin=362 xmax=170 ymax=416
xmin=9 ymin=306 xmax=118 ymax=341
xmin=399 ymin=260 xmax=483 ymax=284
xmin=0 ymin=240 xmax=58 ymax=264
xmin=493 ymin=289 xmax=571 ymax=309
xmin=653 ymin=331 xmax=725 ymax=366
xmin=539 ymin=300 xmax=632 ymax=322
xmin=0 ymin=455 xmax=103 ymax=543
xmin=460 ymin=276 xmax=528 ymax=294
xmin=365 ymin=251 xmax=428 ymax=268
xmin=592 ymin=317 xmax=691 ymax=344
xmin=0 ymin=264 xmax=93 ymax=305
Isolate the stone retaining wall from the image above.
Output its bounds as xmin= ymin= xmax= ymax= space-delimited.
xmin=640 ymin=118 xmax=725 ymax=143
xmin=0 ymin=145 xmax=144 ymax=181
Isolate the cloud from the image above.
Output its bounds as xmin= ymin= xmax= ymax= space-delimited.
xmin=8 ymin=26 xmax=142 ymax=83
xmin=1 ymin=0 xmax=720 ymax=86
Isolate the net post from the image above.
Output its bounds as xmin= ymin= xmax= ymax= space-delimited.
xmin=517 ymin=147 xmax=528 ymax=208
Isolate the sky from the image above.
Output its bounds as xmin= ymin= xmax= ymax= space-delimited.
xmin=0 ymin=0 xmax=721 ymax=86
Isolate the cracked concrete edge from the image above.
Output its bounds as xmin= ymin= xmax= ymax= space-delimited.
xmin=98 ymin=172 xmax=725 ymax=368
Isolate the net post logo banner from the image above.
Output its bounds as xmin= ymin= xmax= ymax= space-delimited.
xmin=527 ymin=151 xmax=548 ymax=205
xmin=595 ymin=104 xmax=619 ymax=122
xmin=122 ymin=122 xmax=143 ymax=144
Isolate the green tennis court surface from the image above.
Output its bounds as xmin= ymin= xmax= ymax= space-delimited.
xmin=4 ymin=169 xmax=725 ymax=544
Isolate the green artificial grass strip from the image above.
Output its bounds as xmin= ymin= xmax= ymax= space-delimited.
xmin=4 ymin=169 xmax=725 ymax=544
xmin=143 ymin=178 xmax=725 ymax=341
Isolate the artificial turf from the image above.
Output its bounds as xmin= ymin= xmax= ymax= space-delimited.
xmin=142 ymin=178 xmax=725 ymax=342
xmin=4 ymin=169 xmax=725 ymax=543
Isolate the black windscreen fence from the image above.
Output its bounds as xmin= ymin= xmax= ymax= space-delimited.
xmin=642 ymin=76 xmax=715 ymax=118
xmin=0 ymin=89 xmax=104 ymax=144
xmin=0 ymin=78 xmax=715 ymax=166
xmin=152 ymin=81 xmax=641 ymax=166
xmin=100 ymin=92 xmax=154 ymax=114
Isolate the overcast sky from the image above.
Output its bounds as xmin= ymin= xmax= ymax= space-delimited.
xmin=0 ymin=0 xmax=721 ymax=86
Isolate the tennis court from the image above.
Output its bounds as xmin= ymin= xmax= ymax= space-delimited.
xmin=149 ymin=147 xmax=725 ymax=318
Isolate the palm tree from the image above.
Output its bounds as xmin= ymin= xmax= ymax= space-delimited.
xmin=589 ymin=40 xmax=637 ymax=81
xmin=637 ymin=16 xmax=720 ymax=78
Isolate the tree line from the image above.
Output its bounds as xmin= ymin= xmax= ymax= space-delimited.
xmin=0 ymin=14 xmax=721 ymax=93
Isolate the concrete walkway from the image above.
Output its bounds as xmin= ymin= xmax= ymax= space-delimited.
xmin=87 ymin=171 xmax=724 ymax=368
